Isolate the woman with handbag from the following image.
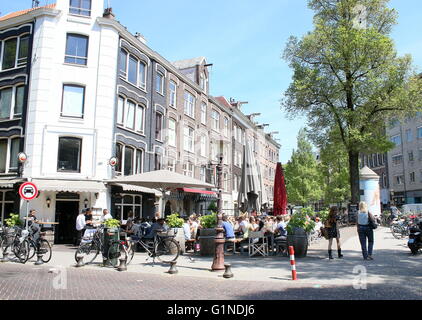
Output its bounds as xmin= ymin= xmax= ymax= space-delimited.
xmin=357 ymin=201 xmax=376 ymax=260
xmin=324 ymin=207 xmax=343 ymax=259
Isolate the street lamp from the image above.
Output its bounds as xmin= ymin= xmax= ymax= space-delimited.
xmin=211 ymin=139 xmax=228 ymax=271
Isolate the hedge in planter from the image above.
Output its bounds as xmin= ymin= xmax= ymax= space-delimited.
xmin=286 ymin=211 xmax=315 ymax=258
xmin=198 ymin=212 xmax=217 ymax=256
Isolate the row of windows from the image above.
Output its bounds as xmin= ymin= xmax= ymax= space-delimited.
xmin=392 ymin=149 xmax=422 ymax=166
xmin=0 ymin=34 xmax=29 ymax=71
xmin=363 ymin=153 xmax=386 ymax=168
xmin=391 ymin=128 xmax=422 ymax=146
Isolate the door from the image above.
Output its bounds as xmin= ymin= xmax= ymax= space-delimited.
xmin=55 ymin=201 xmax=80 ymax=244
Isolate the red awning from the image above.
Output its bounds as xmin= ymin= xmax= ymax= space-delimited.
xmin=178 ymin=188 xmax=216 ymax=195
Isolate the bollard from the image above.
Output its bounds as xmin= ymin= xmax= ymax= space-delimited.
xmin=34 ymin=252 xmax=44 ymax=266
xmin=75 ymin=254 xmax=85 ymax=267
xmin=289 ymin=246 xmax=297 ymax=280
xmin=168 ymin=261 xmax=178 ymax=274
xmin=223 ymin=263 xmax=233 ymax=279
xmin=0 ymin=250 xmax=9 ymax=263
xmin=117 ymin=255 xmax=127 ymax=272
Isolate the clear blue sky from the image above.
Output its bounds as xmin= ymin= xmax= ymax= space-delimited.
xmin=2 ymin=0 xmax=422 ymax=163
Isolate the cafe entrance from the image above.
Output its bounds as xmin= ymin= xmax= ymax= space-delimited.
xmin=55 ymin=193 xmax=80 ymax=244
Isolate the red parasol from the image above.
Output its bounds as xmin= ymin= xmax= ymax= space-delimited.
xmin=273 ymin=162 xmax=288 ymax=216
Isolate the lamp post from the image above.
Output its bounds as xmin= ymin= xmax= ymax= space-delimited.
xmin=211 ymin=140 xmax=225 ymax=271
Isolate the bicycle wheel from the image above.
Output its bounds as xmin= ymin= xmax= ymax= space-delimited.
xmin=14 ymin=240 xmax=30 ymax=264
xmin=126 ymin=242 xmax=135 ymax=265
xmin=28 ymin=240 xmax=37 ymax=261
xmin=391 ymin=226 xmax=404 ymax=239
xmin=75 ymin=242 xmax=99 ymax=264
xmin=107 ymin=240 xmax=127 ymax=267
xmin=38 ymin=239 xmax=52 ymax=263
xmin=155 ymin=238 xmax=180 ymax=263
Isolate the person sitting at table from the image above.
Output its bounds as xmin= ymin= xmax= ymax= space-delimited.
xmin=182 ymin=217 xmax=192 ymax=241
xmin=222 ymin=215 xmax=235 ymax=240
xmin=274 ymin=218 xmax=288 ymax=240
xmin=238 ymin=215 xmax=250 ymax=239
xmin=249 ymin=217 xmax=259 ymax=232
xmin=100 ymin=209 xmax=112 ymax=223
xmin=144 ymin=218 xmax=168 ymax=239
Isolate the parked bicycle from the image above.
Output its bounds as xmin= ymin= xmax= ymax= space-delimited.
xmin=74 ymin=226 xmax=106 ymax=265
xmin=391 ymin=218 xmax=412 ymax=239
xmin=1 ymin=226 xmax=31 ymax=263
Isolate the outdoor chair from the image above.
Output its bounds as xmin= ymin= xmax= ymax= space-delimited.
xmin=248 ymin=231 xmax=269 ymax=257
xmin=224 ymin=238 xmax=243 ymax=254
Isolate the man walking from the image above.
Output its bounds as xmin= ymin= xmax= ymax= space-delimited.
xmin=75 ymin=209 xmax=86 ymax=246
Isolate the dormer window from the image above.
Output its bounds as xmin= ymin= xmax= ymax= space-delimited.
xmin=69 ymin=0 xmax=92 ymax=17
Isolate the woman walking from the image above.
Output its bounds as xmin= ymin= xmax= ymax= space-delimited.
xmin=357 ymin=201 xmax=375 ymax=260
xmin=325 ymin=207 xmax=343 ymax=259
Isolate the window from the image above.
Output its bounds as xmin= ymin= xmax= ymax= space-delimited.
xmin=155 ymin=112 xmax=163 ymax=141
xmin=114 ymin=194 xmax=142 ymax=223
xmin=65 ymin=34 xmax=88 ymax=65
xmin=119 ymin=49 xmax=127 ymax=78
xmin=61 ymin=85 xmax=85 ymax=118
xmin=167 ymin=158 xmax=175 ymax=172
xmin=115 ymin=143 xmax=123 ymax=175
xmin=211 ymin=110 xmax=219 ymax=131
xmin=0 ymin=137 xmax=20 ymax=174
xmin=183 ymin=162 xmax=194 ymax=177
xmin=418 ymin=127 xmax=422 ymax=139
xmin=406 ymin=129 xmax=413 ymax=142
xmin=124 ymin=147 xmax=134 ymax=176
xmin=156 ymin=72 xmax=164 ymax=94
xmin=184 ymin=127 xmax=194 ymax=153
xmin=125 ymin=101 xmax=135 ymax=130
xmin=154 ymin=154 xmax=162 ymax=170
xmin=199 ymin=102 xmax=206 ymax=125
xmin=200 ymin=166 xmax=206 ymax=182
xmin=117 ymin=96 xmax=124 ymax=125
xmin=392 ymin=154 xmax=403 ymax=166
xmin=169 ymin=80 xmax=176 ymax=107
xmin=135 ymin=149 xmax=143 ymax=174
xmin=135 ymin=105 xmax=145 ymax=133
xmin=17 ymin=36 xmax=29 ymax=67
xmin=0 ymin=190 xmax=15 ymax=223
xmin=0 ymin=87 xmax=12 ymax=120
xmin=1 ymin=36 xmax=29 ymax=71
xmin=395 ymin=175 xmax=404 ymax=185
xmin=223 ymin=172 xmax=228 ymax=191
xmin=390 ymin=135 xmax=401 ymax=146
xmin=410 ymin=172 xmax=415 ymax=183
xmin=2 ymin=38 xmax=17 ymax=70
xmin=57 ymin=137 xmax=82 ymax=172
xmin=184 ymin=91 xmax=195 ymax=118
xmin=409 ymin=151 xmax=414 ymax=162
xmin=419 ymin=149 xmax=422 ymax=161
xmin=128 ymin=55 xmax=138 ymax=85
xmin=139 ymin=62 xmax=146 ymax=89
xmin=14 ymin=85 xmax=24 ymax=117
xmin=69 ymin=0 xmax=91 ymax=16
xmin=200 ymin=135 xmax=206 ymax=157
xmin=0 ymin=85 xmax=24 ymax=120
xmin=199 ymin=73 xmax=205 ymax=90
xmin=168 ymin=118 xmax=176 ymax=147
xmin=224 ymin=117 xmax=229 ymax=137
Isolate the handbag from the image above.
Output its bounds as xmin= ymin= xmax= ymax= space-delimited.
xmin=368 ymin=213 xmax=378 ymax=230
xmin=320 ymin=227 xmax=329 ymax=239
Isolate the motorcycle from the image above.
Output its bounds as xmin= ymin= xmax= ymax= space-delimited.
xmin=408 ymin=219 xmax=422 ymax=255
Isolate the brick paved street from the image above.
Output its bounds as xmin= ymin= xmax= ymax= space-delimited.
xmin=0 ymin=227 xmax=421 ymax=300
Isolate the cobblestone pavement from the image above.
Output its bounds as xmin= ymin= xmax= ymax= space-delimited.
xmin=0 ymin=226 xmax=421 ymax=300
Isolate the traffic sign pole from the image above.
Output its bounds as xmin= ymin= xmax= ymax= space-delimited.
xmin=25 ymin=200 xmax=29 ymax=231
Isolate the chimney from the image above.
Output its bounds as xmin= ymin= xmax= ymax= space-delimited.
xmin=135 ymin=32 xmax=147 ymax=45
xmin=103 ymin=7 xmax=115 ymax=19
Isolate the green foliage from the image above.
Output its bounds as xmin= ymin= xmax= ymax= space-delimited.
xmin=166 ymin=213 xmax=184 ymax=228
xmin=207 ymin=201 xmax=217 ymax=212
xmin=199 ymin=212 xmax=217 ymax=229
xmin=301 ymin=207 xmax=315 ymax=217
xmin=286 ymin=211 xmax=316 ymax=234
xmin=282 ymin=0 xmax=422 ymax=202
xmin=317 ymin=209 xmax=330 ymax=223
xmin=284 ymin=129 xmax=323 ymax=206
xmin=4 ymin=214 xmax=23 ymax=227
xmin=104 ymin=219 xmax=121 ymax=229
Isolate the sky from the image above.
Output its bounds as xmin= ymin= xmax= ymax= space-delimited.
xmin=2 ymin=0 xmax=422 ymax=163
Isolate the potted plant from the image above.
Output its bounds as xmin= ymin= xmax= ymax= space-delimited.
xmin=286 ymin=210 xmax=316 ymax=258
xmin=198 ymin=212 xmax=217 ymax=256
xmin=165 ymin=213 xmax=185 ymax=253
xmin=4 ymin=214 xmax=24 ymax=228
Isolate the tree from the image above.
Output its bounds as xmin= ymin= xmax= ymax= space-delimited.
xmin=318 ymin=128 xmax=350 ymax=205
xmin=285 ymin=129 xmax=323 ymax=206
xmin=282 ymin=0 xmax=422 ymax=204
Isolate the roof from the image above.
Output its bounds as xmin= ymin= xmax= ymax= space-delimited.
xmin=0 ymin=3 xmax=56 ymax=22
xmin=214 ymin=96 xmax=233 ymax=109
xmin=172 ymin=57 xmax=206 ymax=70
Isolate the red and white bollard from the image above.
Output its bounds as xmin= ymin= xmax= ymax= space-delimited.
xmin=289 ymin=246 xmax=297 ymax=280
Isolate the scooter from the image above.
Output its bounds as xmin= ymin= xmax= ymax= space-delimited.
xmin=408 ymin=219 xmax=422 ymax=255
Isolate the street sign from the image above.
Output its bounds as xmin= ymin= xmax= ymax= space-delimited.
xmin=19 ymin=182 xmax=38 ymax=201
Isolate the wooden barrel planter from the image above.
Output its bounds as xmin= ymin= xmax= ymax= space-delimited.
xmin=198 ymin=228 xmax=216 ymax=256
xmin=287 ymin=227 xmax=308 ymax=258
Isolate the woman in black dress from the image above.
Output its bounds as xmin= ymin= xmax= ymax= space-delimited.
xmin=324 ymin=207 xmax=343 ymax=259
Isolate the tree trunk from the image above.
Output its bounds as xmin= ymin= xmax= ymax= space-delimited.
xmin=348 ymin=151 xmax=360 ymax=204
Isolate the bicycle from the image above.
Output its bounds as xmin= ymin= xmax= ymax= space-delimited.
xmin=74 ymin=226 xmax=105 ymax=265
xmin=108 ymin=228 xmax=180 ymax=266
xmin=2 ymin=226 xmax=31 ymax=263
xmin=391 ymin=218 xmax=411 ymax=239
xmin=27 ymin=231 xmax=52 ymax=263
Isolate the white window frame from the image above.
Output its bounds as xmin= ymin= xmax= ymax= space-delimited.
xmin=168 ymin=118 xmax=177 ymax=147
xmin=169 ymin=80 xmax=177 ymax=108
xmin=156 ymin=72 xmax=164 ymax=95
xmin=200 ymin=102 xmax=207 ymax=125
xmin=183 ymin=162 xmax=194 ymax=178
xmin=211 ymin=109 xmax=220 ymax=131
xmin=184 ymin=126 xmax=194 ymax=153
xmin=184 ymin=91 xmax=195 ymax=118
xmin=1 ymin=34 xmax=30 ymax=71
xmin=0 ymin=84 xmax=25 ymax=121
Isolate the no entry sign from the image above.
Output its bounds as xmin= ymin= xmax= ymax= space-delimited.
xmin=19 ymin=182 xmax=38 ymax=201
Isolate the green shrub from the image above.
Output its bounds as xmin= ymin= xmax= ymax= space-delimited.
xmin=286 ymin=211 xmax=315 ymax=234
xmin=207 ymin=201 xmax=217 ymax=212
xmin=104 ymin=218 xmax=121 ymax=228
xmin=318 ymin=209 xmax=330 ymax=223
xmin=166 ymin=213 xmax=184 ymax=228
xmin=4 ymin=214 xmax=23 ymax=227
xmin=199 ymin=212 xmax=217 ymax=229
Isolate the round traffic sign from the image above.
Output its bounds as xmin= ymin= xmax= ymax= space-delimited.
xmin=19 ymin=182 xmax=38 ymax=201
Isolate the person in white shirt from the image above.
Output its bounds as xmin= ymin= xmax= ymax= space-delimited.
xmin=100 ymin=209 xmax=113 ymax=222
xmin=75 ymin=210 xmax=86 ymax=245
xmin=182 ymin=217 xmax=192 ymax=241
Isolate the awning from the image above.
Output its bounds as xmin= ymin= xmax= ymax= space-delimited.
xmin=32 ymin=179 xmax=107 ymax=193
xmin=178 ymin=188 xmax=216 ymax=195
xmin=0 ymin=178 xmax=25 ymax=188
xmin=113 ymin=183 xmax=162 ymax=197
